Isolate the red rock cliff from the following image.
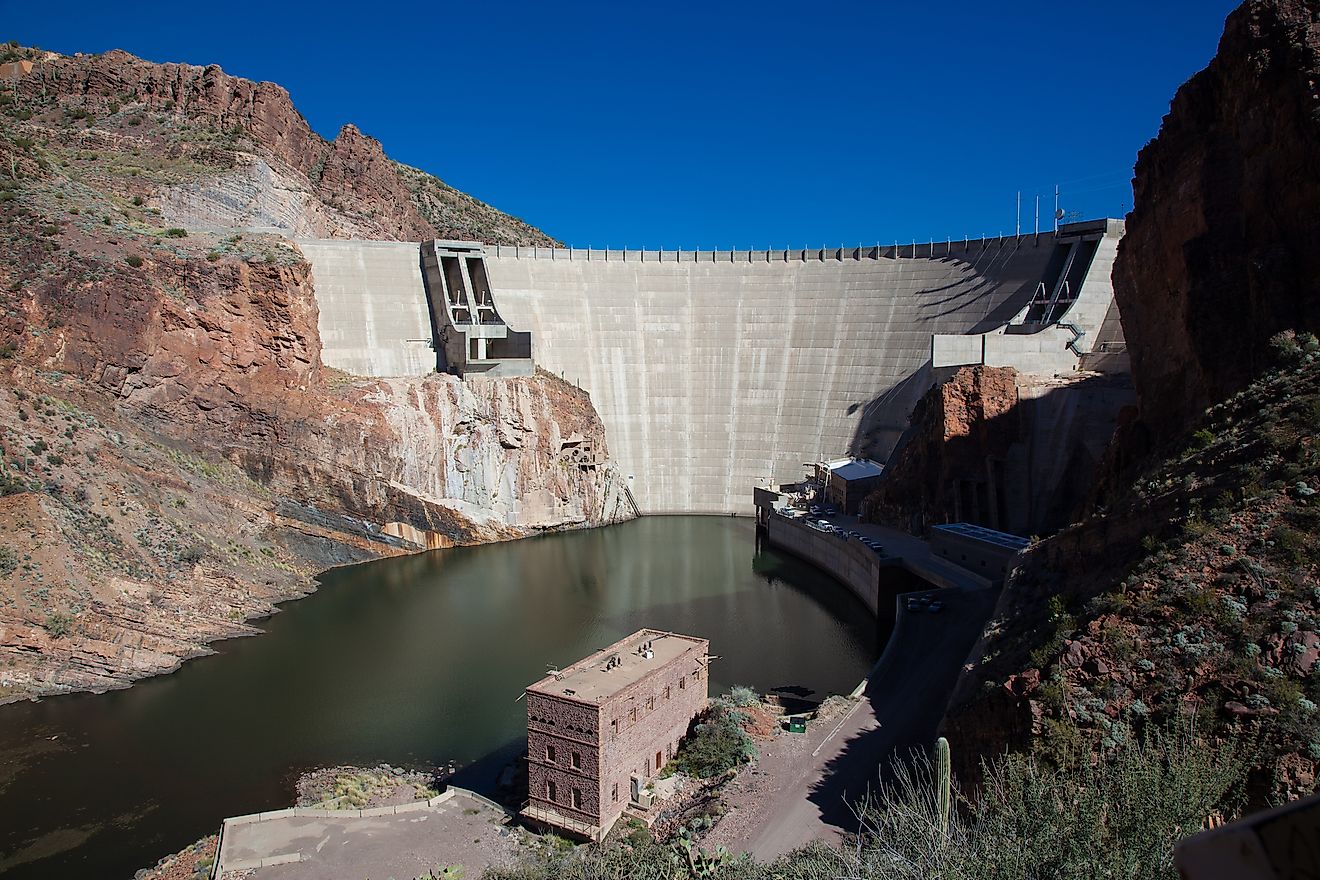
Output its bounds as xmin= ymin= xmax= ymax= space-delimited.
xmin=1115 ymin=0 xmax=1320 ymax=451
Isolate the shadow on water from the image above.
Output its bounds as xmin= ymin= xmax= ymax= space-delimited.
xmin=0 ymin=516 xmax=878 ymax=879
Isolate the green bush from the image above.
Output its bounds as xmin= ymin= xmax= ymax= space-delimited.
xmin=44 ymin=613 xmax=73 ymax=639
xmin=674 ymin=703 xmax=757 ymax=779
xmin=841 ymin=724 xmax=1246 ymax=880
xmin=163 ymin=227 xmax=187 ymax=238
xmin=125 ymin=255 xmax=143 ymax=268
xmin=483 ymin=725 xmax=1245 ymax=880
xmin=726 ymin=685 xmax=760 ymax=708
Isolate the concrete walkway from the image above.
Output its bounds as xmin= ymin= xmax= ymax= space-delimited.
xmin=809 ymin=511 xmax=996 ymax=592
xmin=739 ymin=542 xmax=998 ymax=861
xmin=216 ymin=790 xmax=519 ymax=879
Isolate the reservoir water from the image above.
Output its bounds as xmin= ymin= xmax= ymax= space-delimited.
xmin=0 ymin=516 xmax=879 ymax=878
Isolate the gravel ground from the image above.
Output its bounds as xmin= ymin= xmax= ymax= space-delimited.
xmin=700 ymin=698 xmax=859 ymax=853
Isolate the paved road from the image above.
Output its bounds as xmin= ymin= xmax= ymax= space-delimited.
xmin=743 ymin=557 xmax=997 ymax=860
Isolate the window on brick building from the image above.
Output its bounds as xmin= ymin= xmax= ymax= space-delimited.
xmin=629 ymin=707 xmax=636 ymax=723
xmin=571 ymin=787 xmax=582 ymax=809
xmin=610 ymin=719 xmax=618 ymax=739
xmin=656 ymin=751 xmax=662 ymax=770
xmin=664 ymin=686 xmax=671 ymax=700
xmin=546 ymin=744 xmax=556 ymax=763
xmin=571 ymin=751 xmax=581 ymax=770
xmin=547 ymin=779 xmax=557 ymax=802
xmin=679 ymin=676 xmax=686 ymax=690
xmin=646 ymin=696 xmax=654 ymax=711
xmin=612 ymin=783 xmax=619 ymax=803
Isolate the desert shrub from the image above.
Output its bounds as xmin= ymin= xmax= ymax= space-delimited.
xmin=0 ymin=471 xmax=28 ymax=496
xmin=674 ymin=703 xmax=757 ymax=779
xmin=44 ymin=613 xmax=73 ymax=639
xmin=1270 ymin=330 xmax=1304 ymax=362
xmin=125 ymin=254 xmax=143 ymax=268
xmin=726 ymin=685 xmax=760 ymax=708
xmin=0 ymin=547 xmax=16 ymax=576
xmin=163 ymin=227 xmax=187 ymax=238
xmin=844 ymin=724 xmax=1244 ymax=880
xmin=482 ymin=725 xmax=1244 ymax=880
xmin=178 ymin=544 xmax=206 ymax=566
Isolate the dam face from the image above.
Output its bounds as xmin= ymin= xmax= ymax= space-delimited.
xmin=297 ymin=239 xmax=437 ymax=376
xmin=488 ymin=243 xmax=1061 ymax=513
xmin=299 ymin=231 xmax=1122 ymax=515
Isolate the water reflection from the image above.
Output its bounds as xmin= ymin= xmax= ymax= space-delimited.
xmin=0 ymin=516 xmax=876 ymax=879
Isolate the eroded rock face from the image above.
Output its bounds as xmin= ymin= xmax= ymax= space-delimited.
xmin=13 ymin=49 xmax=559 ymax=245
xmin=0 ymin=190 xmax=616 ymax=703
xmin=1115 ymin=0 xmax=1320 ymax=451
xmin=861 ymin=366 xmax=1020 ymax=532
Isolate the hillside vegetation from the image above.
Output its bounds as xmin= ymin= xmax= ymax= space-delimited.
xmin=0 ymin=41 xmax=559 ymax=244
xmin=946 ymin=333 xmax=1320 ymax=802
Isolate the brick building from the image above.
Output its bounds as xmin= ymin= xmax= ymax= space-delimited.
xmin=522 ymin=629 xmax=709 ymax=840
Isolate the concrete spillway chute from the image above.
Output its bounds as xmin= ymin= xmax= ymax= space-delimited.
xmin=420 ymin=240 xmax=534 ymax=378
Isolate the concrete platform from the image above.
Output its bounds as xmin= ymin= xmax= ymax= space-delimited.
xmin=216 ymin=790 xmax=519 ymax=879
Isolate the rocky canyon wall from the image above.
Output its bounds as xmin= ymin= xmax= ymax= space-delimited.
xmin=1115 ymin=0 xmax=1320 ymax=454
xmin=0 ymin=51 xmax=617 ymax=700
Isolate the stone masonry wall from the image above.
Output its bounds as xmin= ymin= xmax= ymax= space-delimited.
xmin=598 ymin=638 xmax=709 ymax=830
xmin=526 ymin=693 xmax=601 ymax=827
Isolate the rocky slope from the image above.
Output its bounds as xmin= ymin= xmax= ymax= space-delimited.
xmin=0 ymin=50 xmax=623 ymax=702
xmin=943 ymin=344 xmax=1320 ymax=800
xmin=940 ymin=0 xmax=1320 ymax=804
xmin=1114 ymin=0 xmax=1320 ymax=457
xmin=2 ymin=46 xmax=559 ymax=244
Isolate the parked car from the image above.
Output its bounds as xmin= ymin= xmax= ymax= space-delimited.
xmin=928 ymin=601 xmax=945 ymax=613
xmin=808 ymin=505 xmax=821 ymax=515
xmin=905 ymin=599 xmax=923 ymax=612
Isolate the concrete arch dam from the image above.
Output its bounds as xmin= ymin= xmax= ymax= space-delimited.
xmin=299 ymin=227 xmax=1122 ymax=515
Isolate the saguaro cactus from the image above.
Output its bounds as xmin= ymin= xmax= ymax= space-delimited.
xmin=936 ymin=736 xmax=951 ymax=836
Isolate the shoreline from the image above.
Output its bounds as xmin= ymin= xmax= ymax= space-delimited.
xmin=0 ymin=512 xmax=636 ymax=709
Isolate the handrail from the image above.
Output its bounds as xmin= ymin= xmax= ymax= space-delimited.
xmin=1057 ymin=322 xmax=1086 ymax=356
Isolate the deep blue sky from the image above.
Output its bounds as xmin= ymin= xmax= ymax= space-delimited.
xmin=4 ymin=1 xmax=1240 ymax=247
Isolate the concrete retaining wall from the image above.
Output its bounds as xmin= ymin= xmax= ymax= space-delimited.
xmin=490 ymin=235 xmax=1057 ymax=514
xmin=765 ymin=516 xmax=884 ymax=615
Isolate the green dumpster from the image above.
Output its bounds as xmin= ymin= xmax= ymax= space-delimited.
xmin=787 ymin=717 xmax=807 ymax=734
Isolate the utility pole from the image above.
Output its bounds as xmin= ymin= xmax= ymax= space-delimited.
xmin=1016 ymin=191 xmax=1021 ymax=238
xmin=1054 ymin=185 xmax=1060 ymax=233
xmin=1035 ymin=195 xmax=1040 ymax=238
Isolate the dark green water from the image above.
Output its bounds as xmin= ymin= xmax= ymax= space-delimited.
xmin=0 ymin=516 xmax=878 ymax=878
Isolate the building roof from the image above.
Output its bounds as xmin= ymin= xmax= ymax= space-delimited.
xmin=526 ymin=629 xmax=706 ymax=703
xmin=933 ymin=522 xmax=1030 ymax=550
xmin=827 ymin=458 xmax=884 ymax=481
